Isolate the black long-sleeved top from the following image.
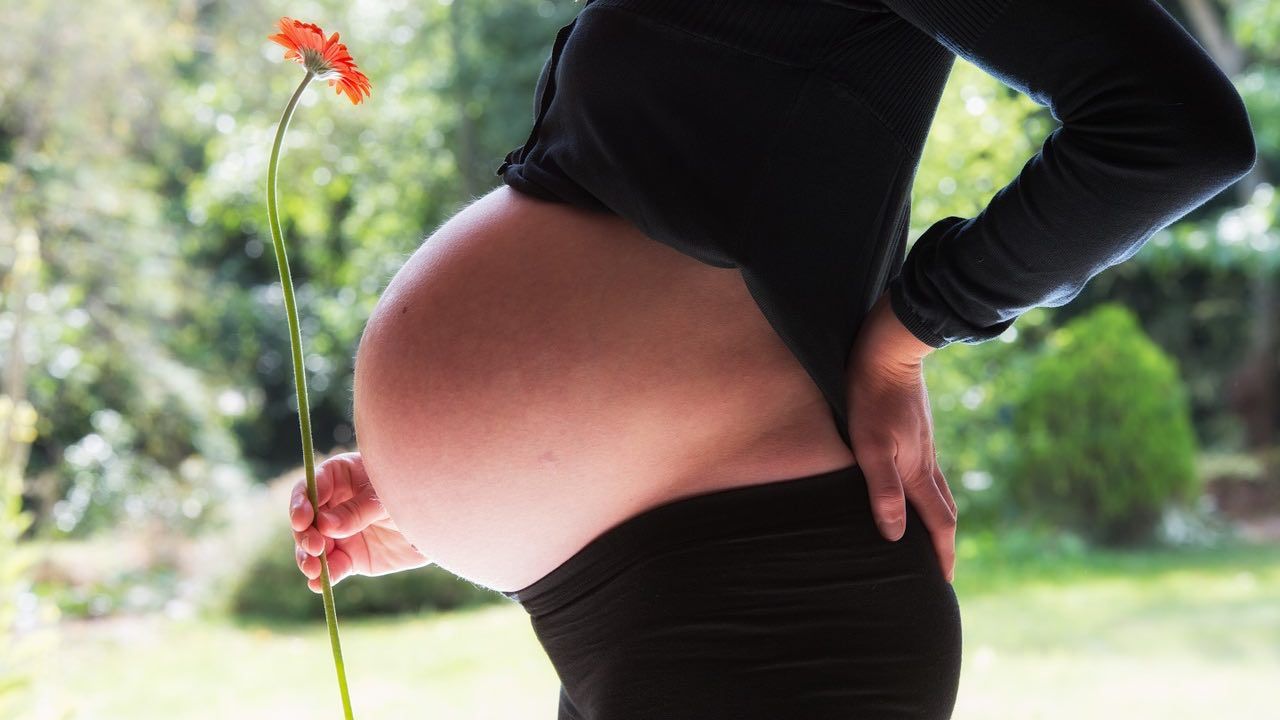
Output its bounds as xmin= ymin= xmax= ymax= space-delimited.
xmin=495 ymin=0 xmax=1257 ymax=450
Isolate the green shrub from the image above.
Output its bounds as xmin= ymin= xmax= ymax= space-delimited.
xmin=1009 ymin=303 xmax=1200 ymax=546
xmin=227 ymin=524 xmax=506 ymax=622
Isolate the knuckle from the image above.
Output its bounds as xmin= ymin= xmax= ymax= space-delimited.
xmin=872 ymin=487 xmax=904 ymax=503
xmin=901 ymin=469 xmax=932 ymax=488
xmin=874 ymin=493 xmax=904 ymax=508
xmin=305 ymin=530 xmax=321 ymax=555
xmin=877 ymin=507 xmax=905 ymax=524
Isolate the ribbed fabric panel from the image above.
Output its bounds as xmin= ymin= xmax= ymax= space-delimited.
xmin=822 ymin=16 xmax=954 ymax=152
xmin=589 ymin=0 xmax=978 ymax=153
xmin=884 ymin=0 xmax=1013 ymax=56
xmin=589 ymin=0 xmax=873 ymax=66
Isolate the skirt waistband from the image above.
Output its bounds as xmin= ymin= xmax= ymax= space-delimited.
xmin=501 ymin=462 xmax=869 ymax=616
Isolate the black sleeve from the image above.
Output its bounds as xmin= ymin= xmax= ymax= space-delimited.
xmin=881 ymin=0 xmax=1258 ymax=348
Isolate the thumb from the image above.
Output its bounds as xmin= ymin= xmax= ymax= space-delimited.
xmin=316 ymin=483 xmax=388 ymax=538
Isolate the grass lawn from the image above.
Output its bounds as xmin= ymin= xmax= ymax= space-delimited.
xmin=21 ymin=540 xmax=1280 ymax=719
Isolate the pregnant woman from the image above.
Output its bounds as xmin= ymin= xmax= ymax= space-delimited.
xmin=289 ymin=0 xmax=1256 ymax=717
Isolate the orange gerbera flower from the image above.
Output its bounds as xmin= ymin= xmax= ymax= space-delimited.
xmin=268 ymin=17 xmax=372 ymax=105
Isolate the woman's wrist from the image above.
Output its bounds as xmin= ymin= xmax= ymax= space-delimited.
xmin=865 ymin=290 xmax=937 ymax=365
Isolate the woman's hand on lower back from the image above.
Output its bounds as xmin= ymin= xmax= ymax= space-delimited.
xmin=289 ymin=451 xmax=432 ymax=592
xmin=846 ymin=291 xmax=957 ymax=583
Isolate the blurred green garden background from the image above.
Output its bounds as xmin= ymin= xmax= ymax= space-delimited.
xmin=1 ymin=0 xmax=1278 ymax=718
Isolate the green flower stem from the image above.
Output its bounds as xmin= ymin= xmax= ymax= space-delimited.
xmin=266 ymin=69 xmax=356 ymax=720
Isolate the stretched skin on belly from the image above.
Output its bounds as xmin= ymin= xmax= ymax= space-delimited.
xmin=350 ymin=187 xmax=853 ymax=592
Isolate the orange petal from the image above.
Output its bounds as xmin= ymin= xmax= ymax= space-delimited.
xmin=269 ymin=16 xmax=371 ymax=103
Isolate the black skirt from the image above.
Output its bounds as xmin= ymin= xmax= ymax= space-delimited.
xmin=502 ymin=463 xmax=963 ymax=719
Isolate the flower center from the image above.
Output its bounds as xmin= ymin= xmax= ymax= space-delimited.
xmin=300 ymin=48 xmax=339 ymax=80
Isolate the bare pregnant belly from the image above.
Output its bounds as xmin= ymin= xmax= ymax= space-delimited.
xmin=353 ymin=186 xmax=855 ymax=592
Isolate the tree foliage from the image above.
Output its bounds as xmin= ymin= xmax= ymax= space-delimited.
xmin=0 ymin=0 xmax=579 ymax=537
